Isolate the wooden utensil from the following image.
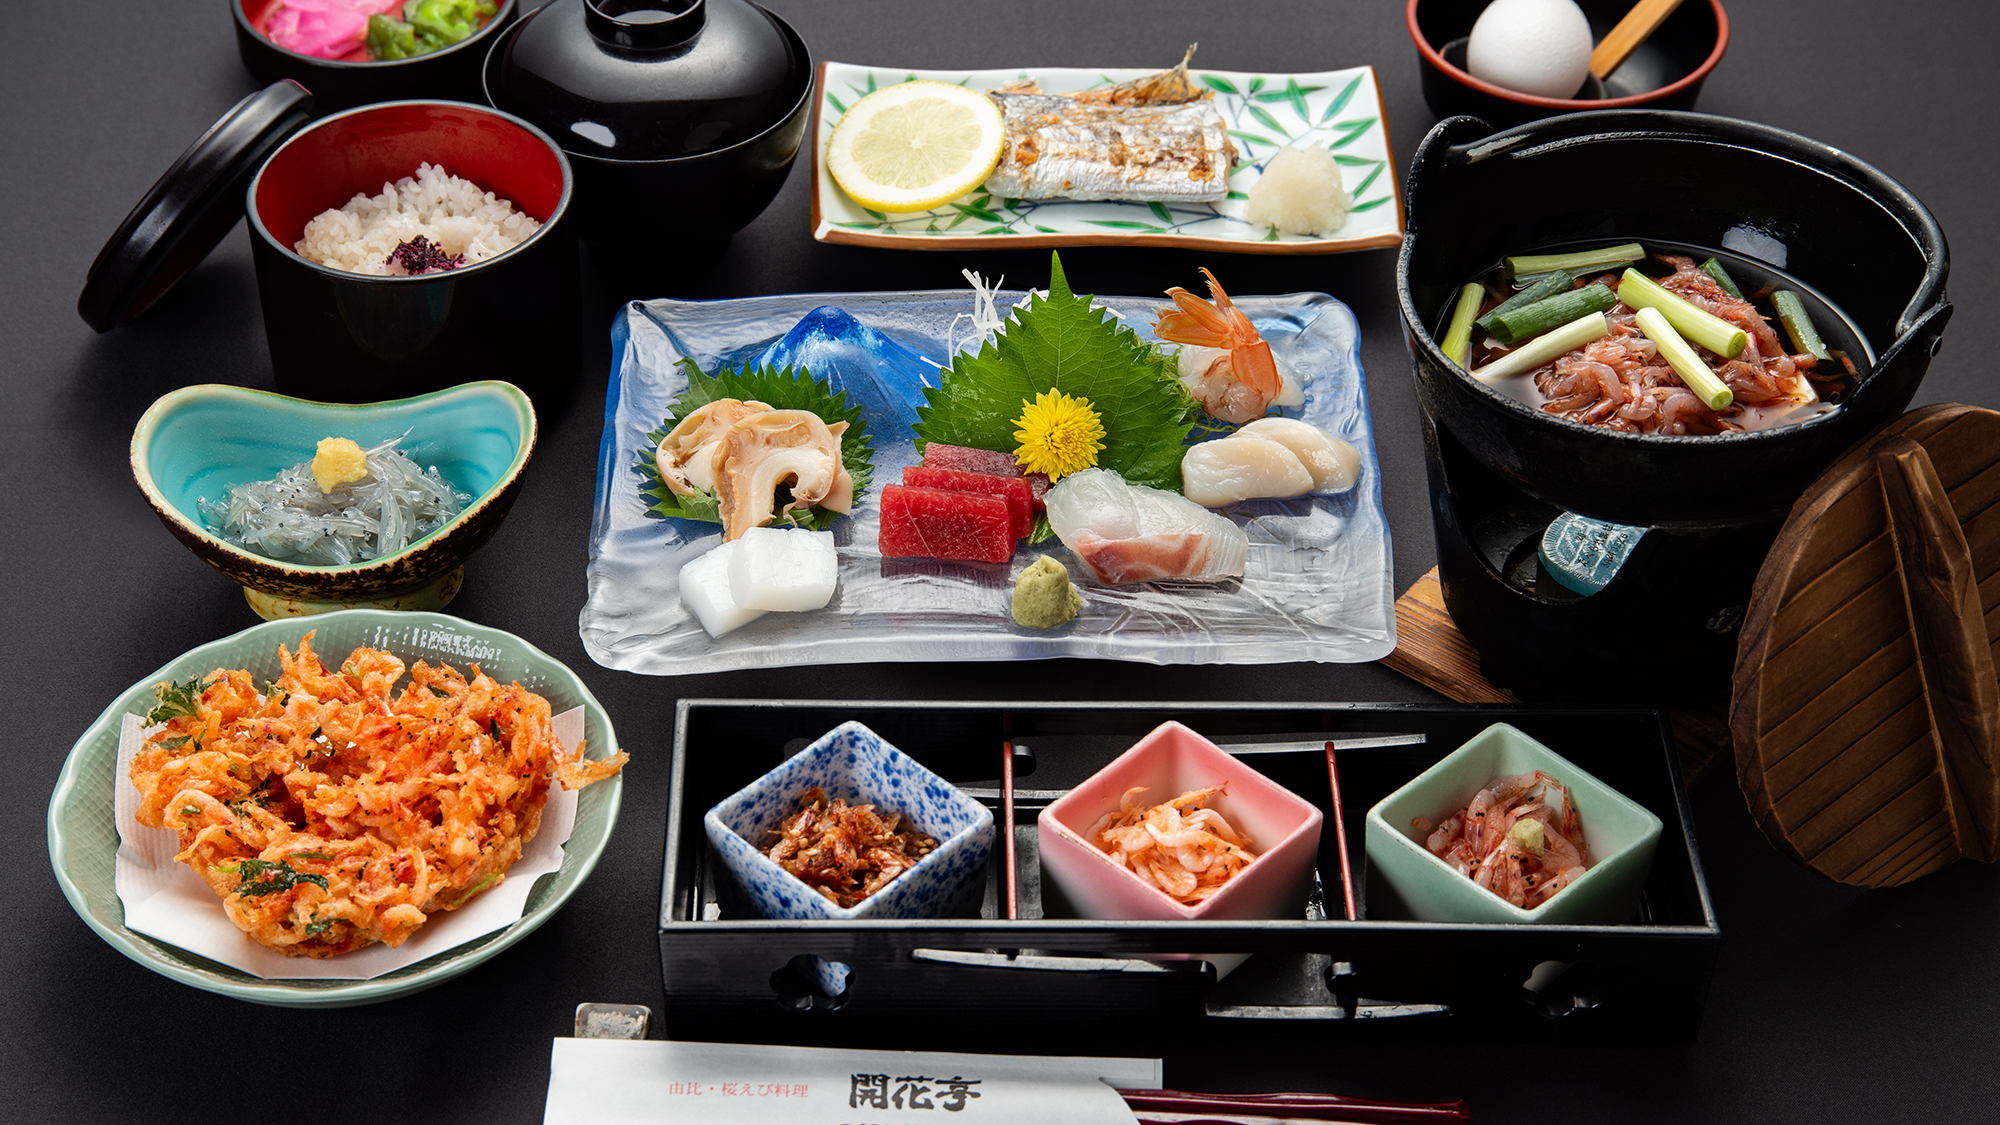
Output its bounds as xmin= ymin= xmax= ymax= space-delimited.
xmin=1591 ymin=0 xmax=1687 ymax=78
xmin=1731 ymin=404 xmax=2000 ymax=886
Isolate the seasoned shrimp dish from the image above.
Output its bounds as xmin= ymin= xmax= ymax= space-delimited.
xmin=1153 ymin=268 xmax=1305 ymax=425
xmin=1412 ymin=771 xmax=1588 ymax=910
xmin=126 ymin=633 xmax=626 ymax=957
xmin=1088 ymin=783 xmax=1259 ymax=905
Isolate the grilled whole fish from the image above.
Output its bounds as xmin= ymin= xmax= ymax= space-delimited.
xmin=984 ymin=93 xmax=1237 ymax=203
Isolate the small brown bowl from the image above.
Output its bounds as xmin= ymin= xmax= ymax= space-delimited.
xmin=1408 ymin=0 xmax=1728 ymax=127
xmin=130 ymin=381 xmax=537 ymax=619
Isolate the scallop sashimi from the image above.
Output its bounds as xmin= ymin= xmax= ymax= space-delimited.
xmin=1045 ymin=467 xmax=1248 ymax=586
xmin=1234 ymin=417 xmax=1360 ymax=492
xmin=1181 ymin=435 xmax=1314 ymax=507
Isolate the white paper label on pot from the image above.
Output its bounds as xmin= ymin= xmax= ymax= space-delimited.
xmin=111 ymin=706 xmax=587 ymax=980
xmin=544 ymin=1039 xmax=1160 ymax=1125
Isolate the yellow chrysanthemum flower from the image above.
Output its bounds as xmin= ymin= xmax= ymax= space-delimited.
xmin=1012 ymin=389 xmax=1106 ymax=481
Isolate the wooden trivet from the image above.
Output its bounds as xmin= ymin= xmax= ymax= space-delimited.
xmin=1381 ymin=567 xmax=1731 ymax=785
xmin=1731 ymin=403 xmax=2000 ymax=887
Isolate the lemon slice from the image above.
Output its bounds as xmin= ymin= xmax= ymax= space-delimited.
xmin=825 ymin=80 xmax=1006 ymax=213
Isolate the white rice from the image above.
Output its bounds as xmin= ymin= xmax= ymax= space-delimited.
xmin=294 ymin=162 xmax=542 ymax=275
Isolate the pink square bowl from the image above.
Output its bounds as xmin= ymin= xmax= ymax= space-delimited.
xmin=1037 ymin=721 xmax=1325 ymax=921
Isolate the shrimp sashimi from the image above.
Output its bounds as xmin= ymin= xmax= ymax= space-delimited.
xmin=1154 ymin=268 xmax=1305 ymax=424
xmin=1423 ymin=770 xmax=1589 ymax=909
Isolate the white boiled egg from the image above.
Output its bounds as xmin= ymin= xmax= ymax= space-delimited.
xmin=1466 ymin=0 xmax=1594 ymax=99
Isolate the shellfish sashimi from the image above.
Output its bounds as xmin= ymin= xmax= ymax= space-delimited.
xmin=1235 ymin=417 xmax=1360 ymax=492
xmin=1181 ymin=436 xmax=1314 ymax=508
xmin=1045 ymin=467 xmax=1248 ymax=586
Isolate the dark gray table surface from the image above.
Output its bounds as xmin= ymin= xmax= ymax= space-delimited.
xmin=9 ymin=1 xmax=1998 ymax=1121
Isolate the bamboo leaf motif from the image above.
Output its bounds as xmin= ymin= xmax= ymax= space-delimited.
xmin=1201 ymin=74 xmax=1239 ymax=95
xmin=1248 ymin=104 xmax=1285 ymax=134
xmin=952 ymin=202 xmax=1004 ymax=222
xmin=1319 ymin=74 xmax=1363 ymax=123
xmin=1286 ymin=77 xmax=1311 ymax=123
xmin=1229 ymin=129 xmax=1274 ymax=148
xmin=1350 ymin=162 xmax=1385 ymax=198
xmin=1148 ymin=202 xmax=1173 ymax=224
xmin=1248 ymin=75 xmax=1267 ymax=95
xmin=1087 ymin=221 xmax=1167 ymax=231
xmin=1333 ymin=154 xmax=1376 ymax=167
xmin=1350 ymin=196 xmax=1392 ymax=212
xmin=979 ymin=226 xmax=1016 ymax=234
xmin=827 ymin=93 xmax=846 ymax=114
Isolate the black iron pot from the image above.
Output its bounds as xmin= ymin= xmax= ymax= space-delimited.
xmin=1399 ymin=111 xmax=1951 ymax=531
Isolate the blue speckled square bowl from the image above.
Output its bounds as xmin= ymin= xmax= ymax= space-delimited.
xmin=702 ymin=721 xmax=995 ymax=921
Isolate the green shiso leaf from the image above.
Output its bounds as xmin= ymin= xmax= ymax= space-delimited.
xmin=913 ymin=251 xmax=1192 ymax=492
xmin=637 ymin=361 xmax=874 ymax=532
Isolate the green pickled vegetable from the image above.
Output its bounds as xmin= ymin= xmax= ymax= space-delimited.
xmin=1504 ymin=242 xmax=1645 ymax=279
xmin=366 ymin=14 xmax=418 ymax=59
xmin=1771 ymin=290 xmax=1833 ymax=361
xmin=1484 ymin=284 xmax=1618 ymax=347
xmin=366 ymin=0 xmax=495 ymax=60
xmin=1439 ymin=282 xmax=1483 ymax=368
xmin=1635 ymin=307 xmax=1733 ymax=411
xmin=1472 ymin=311 xmax=1611 ymax=383
xmin=1616 ymin=269 xmax=1749 ymax=359
xmin=1474 ymin=269 xmax=1573 ymax=338
xmin=1699 ymin=257 xmax=1746 ymax=300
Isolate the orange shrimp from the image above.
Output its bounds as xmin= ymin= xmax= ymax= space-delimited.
xmin=1153 ymin=268 xmax=1289 ymax=424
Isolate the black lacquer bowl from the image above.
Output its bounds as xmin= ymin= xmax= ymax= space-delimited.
xmin=233 ymin=0 xmax=519 ymax=110
xmin=247 ymin=100 xmax=579 ymax=404
xmin=1398 ymin=111 xmax=1952 ymax=530
xmin=482 ymin=0 xmax=813 ymax=249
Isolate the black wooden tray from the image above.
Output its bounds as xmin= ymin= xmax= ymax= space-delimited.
xmin=660 ymin=700 xmax=1718 ymax=1048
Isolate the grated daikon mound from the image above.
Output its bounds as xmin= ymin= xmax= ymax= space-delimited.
xmin=1245 ymin=146 xmax=1352 ymax=237
xmin=294 ymin=162 xmax=541 ymax=275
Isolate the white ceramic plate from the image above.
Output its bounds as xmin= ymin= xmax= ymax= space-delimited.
xmin=809 ymin=60 xmax=1404 ymax=253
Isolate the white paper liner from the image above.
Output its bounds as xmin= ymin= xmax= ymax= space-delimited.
xmin=113 ymin=706 xmax=586 ymax=980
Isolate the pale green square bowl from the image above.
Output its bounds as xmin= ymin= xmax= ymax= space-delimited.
xmin=45 ymin=610 xmax=622 ymax=1006
xmin=1364 ymin=722 xmax=1662 ymax=925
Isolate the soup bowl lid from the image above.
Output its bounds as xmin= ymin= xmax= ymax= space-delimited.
xmin=77 ymin=80 xmax=316 ymax=334
xmin=485 ymin=0 xmax=805 ymax=162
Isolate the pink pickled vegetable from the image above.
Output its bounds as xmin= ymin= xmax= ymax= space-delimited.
xmin=266 ymin=0 xmax=402 ymax=59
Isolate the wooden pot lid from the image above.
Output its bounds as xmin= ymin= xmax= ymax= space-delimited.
xmin=1731 ymin=403 xmax=2000 ymax=887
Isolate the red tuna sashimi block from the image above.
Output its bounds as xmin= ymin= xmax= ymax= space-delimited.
xmin=877 ymin=485 xmax=1016 ymax=563
xmin=920 ymin=442 xmax=1052 ymax=511
xmin=902 ymin=465 xmax=1032 ymax=539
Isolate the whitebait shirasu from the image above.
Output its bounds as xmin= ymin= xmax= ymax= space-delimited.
xmin=199 ymin=436 xmax=471 ymax=565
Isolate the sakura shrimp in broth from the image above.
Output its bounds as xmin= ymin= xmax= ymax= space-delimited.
xmin=1443 ymin=241 xmax=1875 ymax=436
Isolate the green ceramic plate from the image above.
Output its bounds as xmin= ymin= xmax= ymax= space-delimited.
xmin=46 ymin=610 xmax=622 ymax=1007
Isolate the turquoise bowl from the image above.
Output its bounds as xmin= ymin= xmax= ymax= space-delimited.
xmin=1365 ymin=722 xmax=1663 ymax=925
xmin=45 ymin=610 xmax=623 ymax=1006
xmin=131 ymin=381 xmax=536 ymax=618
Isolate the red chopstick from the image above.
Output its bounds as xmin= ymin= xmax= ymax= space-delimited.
xmin=1119 ymin=1088 xmax=1470 ymax=1123
xmin=1001 ymin=738 xmax=1018 ymax=920
xmin=1325 ymin=740 xmax=1358 ymax=921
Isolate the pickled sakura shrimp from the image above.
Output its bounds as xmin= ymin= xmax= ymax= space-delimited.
xmin=1087 ymin=784 xmax=1259 ymax=905
xmin=1411 ymin=770 xmax=1588 ymax=910
xmin=1153 ymin=268 xmax=1305 ymax=424
xmin=127 ymin=632 xmax=626 ymax=957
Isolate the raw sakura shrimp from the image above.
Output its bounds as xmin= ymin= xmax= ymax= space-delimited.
xmin=1153 ymin=268 xmax=1305 ymax=424
xmin=1420 ymin=770 xmax=1590 ymax=910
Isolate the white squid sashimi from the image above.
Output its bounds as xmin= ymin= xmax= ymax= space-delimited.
xmin=680 ymin=541 xmax=768 ymax=638
xmin=1181 ymin=436 xmax=1314 ymax=507
xmin=1045 ymin=468 xmax=1249 ymax=586
xmin=1235 ymin=417 xmax=1360 ymax=493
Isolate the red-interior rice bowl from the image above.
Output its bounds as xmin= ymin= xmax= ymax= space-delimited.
xmin=250 ymin=100 xmax=566 ymax=272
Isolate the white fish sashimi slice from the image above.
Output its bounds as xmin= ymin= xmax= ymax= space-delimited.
xmin=1044 ymin=468 xmax=1248 ymax=586
xmin=1181 ymin=436 xmax=1314 ymax=507
xmin=1235 ymin=417 xmax=1360 ymax=492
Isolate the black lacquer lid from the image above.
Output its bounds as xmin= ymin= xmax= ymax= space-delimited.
xmin=486 ymin=0 xmax=801 ymax=161
xmin=77 ymin=80 xmax=315 ymax=333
